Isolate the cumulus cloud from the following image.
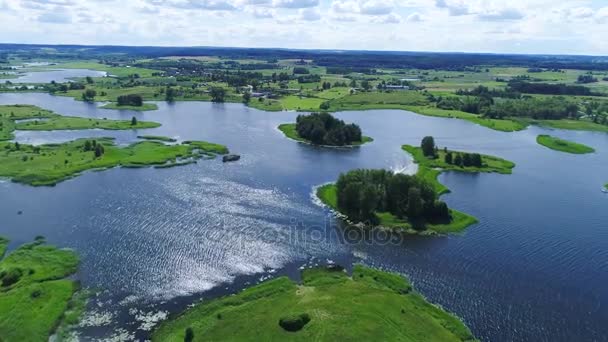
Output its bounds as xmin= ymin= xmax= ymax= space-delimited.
xmin=406 ymin=12 xmax=422 ymax=22
xmin=435 ymin=0 xmax=469 ymax=16
xmin=478 ymin=8 xmax=524 ymax=21
xmin=272 ymin=0 xmax=318 ymax=9
xmin=298 ymin=7 xmax=320 ymax=20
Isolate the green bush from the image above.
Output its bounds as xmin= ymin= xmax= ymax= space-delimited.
xmin=0 ymin=267 xmax=23 ymax=287
xmin=279 ymin=313 xmax=311 ymax=332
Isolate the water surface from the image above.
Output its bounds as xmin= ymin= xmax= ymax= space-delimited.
xmin=0 ymin=93 xmax=606 ymax=341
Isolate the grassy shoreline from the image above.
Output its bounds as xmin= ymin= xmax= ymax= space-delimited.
xmin=152 ymin=265 xmax=476 ymax=341
xmin=99 ymin=103 xmax=159 ymax=111
xmin=0 ymin=138 xmax=229 ymax=186
xmin=278 ymin=123 xmax=373 ymax=147
xmin=536 ymin=134 xmax=595 ymax=154
xmin=0 ymin=237 xmax=84 ymax=341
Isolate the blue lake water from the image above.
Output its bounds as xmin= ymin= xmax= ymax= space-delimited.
xmin=0 ymin=69 xmax=107 ymax=83
xmin=0 ymin=93 xmax=607 ymax=341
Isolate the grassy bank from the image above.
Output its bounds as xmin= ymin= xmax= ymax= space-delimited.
xmin=278 ymin=123 xmax=373 ymax=146
xmin=99 ymin=103 xmax=159 ymax=111
xmin=316 ymin=184 xmax=477 ymax=234
xmin=137 ymin=135 xmax=177 ymax=142
xmin=0 ymin=138 xmax=228 ymax=186
xmin=536 ymin=135 xmax=595 ymax=154
xmin=152 ymin=265 xmax=476 ymax=342
xmin=402 ymin=145 xmax=515 ymax=195
xmin=0 ymin=105 xmax=161 ymax=140
xmin=0 ymin=237 xmax=82 ymax=341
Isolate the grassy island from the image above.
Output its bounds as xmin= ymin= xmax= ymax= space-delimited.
xmin=153 ymin=265 xmax=476 ymax=342
xmin=536 ymin=135 xmax=595 ymax=154
xmin=0 ymin=236 xmax=84 ymax=341
xmin=99 ymin=103 xmax=159 ymax=111
xmin=0 ymin=138 xmax=228 ymax=186
xmin=402 ymin=139 xmax=515 ymax=195
xmin=0 ymin=105 xmax=160 ymax=140
xmin=279 ymin=113 xmax=372 ymax=147
xmin=137 ymin=135 xmax=178 ymax=142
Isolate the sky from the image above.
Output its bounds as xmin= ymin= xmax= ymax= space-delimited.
xmin=1 ymin=0 xmax=608 ymax=55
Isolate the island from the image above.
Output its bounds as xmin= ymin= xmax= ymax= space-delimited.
xmin=0 ymin=236 xmax=85 ymax=341
xmin=402 ymin=136 xmax=516 ymax=195
xmin=152 ymin=265 xmax=476 ymax=341
xmin=316 ymin=169 xmax=477 ymax=235
xmin=0 ymin=105 xmax=160 ymax=141
xmin=99 ymin=94 xmax=158 ymax=111
xmin=536 ymin=134 xmax=595 ymax=154
xmin=279 ymin=112 xmax=373 ymax=147
xmin=0 ymin=138 xmax=229 ymax=186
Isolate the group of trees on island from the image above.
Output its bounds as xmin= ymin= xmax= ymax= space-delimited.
xmin=422 ymin=136 xmax=483 ymax=167
xmin=82 ymin=139 xmax=105 ymax=158
xmin=295 ymin=112 xmax=362 ymax=146
xmin=336 ymin=169 xmax=451 ymax=227
xmin=117 ymin=94 xmax=143 ymax=107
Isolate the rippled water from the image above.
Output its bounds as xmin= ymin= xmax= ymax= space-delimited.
xmin=0 ymin=69 xmax=107 ymax=83
xmin=0 ymin=93 xmax=607 ymax=341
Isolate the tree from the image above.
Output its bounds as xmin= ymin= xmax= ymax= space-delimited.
xmin=444 ymin=152 xmax=453 ymax=164
xmin=454 ymin=153 xmax=463 ymax=166
xmin=85 ymin=76 xmax=94 ymax=84
xmin=471 ymin=153 xmax=482 ymax=167
xmin=242 ymin=91 xmax=251 ymax=104
xmin=83 ymin=140 xmax=92 ymax=152
xmin=211 ymin=87 xmax=226 ymax=103
xmin=421 ymin=136 xmax=436 ymax=157
xmin=361 ymin=80 xmax=371 ymax=91
xmin=131 ymin=116 xmax=137 ymax=126
xmin=462 ymin=153 xmax=472 ymax=167
xmin=406 ymin=187 xmax=424 ymax=219
xmin=184 ymin=327 xmax=194 ymax=342
xmin=14 ymin=142 xmax=20 ymax=150
xmin=82 ymin=89 xmax=97 ymax=102
xmin=165 ymin=87 xmax=177 ymax=102
xmin=94 ymin=144 xmax=104 ymax=158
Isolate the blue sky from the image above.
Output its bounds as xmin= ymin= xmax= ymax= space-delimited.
xmin=1 ymin=0 xmax=608 ymax=55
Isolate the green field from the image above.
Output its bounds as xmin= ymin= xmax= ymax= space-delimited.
xmin=316 ymin=183 xmax=477 ymax=234
xmin=57 ymin=61 xmax=161 ymax=78
xmin=402 ymin=145 xmax=516 ymax=194
xmin=0 ymin=138 xmax=228 ymax=186
xmin=0 ymin=237 xmax=82 ymax=341
xmin=153 ymin=265 xmax=476 ymax=342
xmin=278 ymin=123 xmax=373 ymax=146
xmin=99 ymin=103 xmax=159 ymax=111
xmin=536 ymin=135 xmax=595 ymax=154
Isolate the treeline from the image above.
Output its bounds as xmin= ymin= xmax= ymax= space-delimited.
xmin=507 ymin=80 xmax=597 ymax=96
xmin=117 ymin=94 xmax=143 ymax=106
xmin=455 ymin=85 xmax=520 ymax=99
xmin=485 ymin=97 xmax=579 ymax=120
xmin=336 ymin=169 xmax=451 ymax=226
xmin=296 ymin=112 xmax=362 ymax=146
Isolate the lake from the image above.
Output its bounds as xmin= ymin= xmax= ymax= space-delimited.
xmin=0 ymin=93 xmax=606 ymax=341
xmin=0 ymin=69 xmax=107 ymax=83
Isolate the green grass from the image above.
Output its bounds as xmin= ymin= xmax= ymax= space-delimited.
xmin=57 ymin=61 xmax=160 ymax=78
xmin=138 ymin=135 xmax=177 ymax=142
xmin=404 ymin=106 xmax=527 ymax=132
xmin=278 ymin=123 xmax=373 ymax=146
xmin=402 ymin=145 xmax=515 ymax=195
xmin=0 ymin=105 xmax=161 ymax=140
xmin=152 ymin=265 xmax=476 ymax=342
xmin=316 ymin=184 xmax=477 ymax=234
xmin=99 ymin=103 xmax=159 ymax=111
xmin=522 ymin=118 xmax=608 ymax=132
xmin=0 ymin=138 xmax=228 ymax=186
xmin=0 ymin=237 xmax=81 ymax=341
xmin=536 ymin=135 xmax=595 ymax=154
xmin=15 ymin=115 xmax=160 ymax=131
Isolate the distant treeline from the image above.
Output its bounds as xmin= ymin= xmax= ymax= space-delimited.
xmin=3 ymin=44 xmax=608 ymax=70
xmin=485 ymin=97 xmax=579 ymax=120
xmin=507 ymin=80 xmax=598 ymax=96
xmin=336 ymin=169 xmax=451 ymax=226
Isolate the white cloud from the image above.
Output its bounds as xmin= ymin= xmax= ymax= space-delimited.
xmin=298 ymin=7 xmax=320 ymax=20
xmin=406 ymin=12 xmax=422 ymax=22
xmin=272 ymin=0 xmax=318 ymax=9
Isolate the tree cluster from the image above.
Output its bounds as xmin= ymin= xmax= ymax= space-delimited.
xmin=83 ymin=139 xmax=105 ymax=158
xmin=295 ymin=112 xmax=362 ymax=146
xmin=444 ymin=151 xmax=482 ymax=167
xmin=484 ymin=97 xmax=579 ymax=120
xmin=117 ymin=94 xmax=143 ymax=107
xmin=336 ymin=169 xmax=451 ymax=227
